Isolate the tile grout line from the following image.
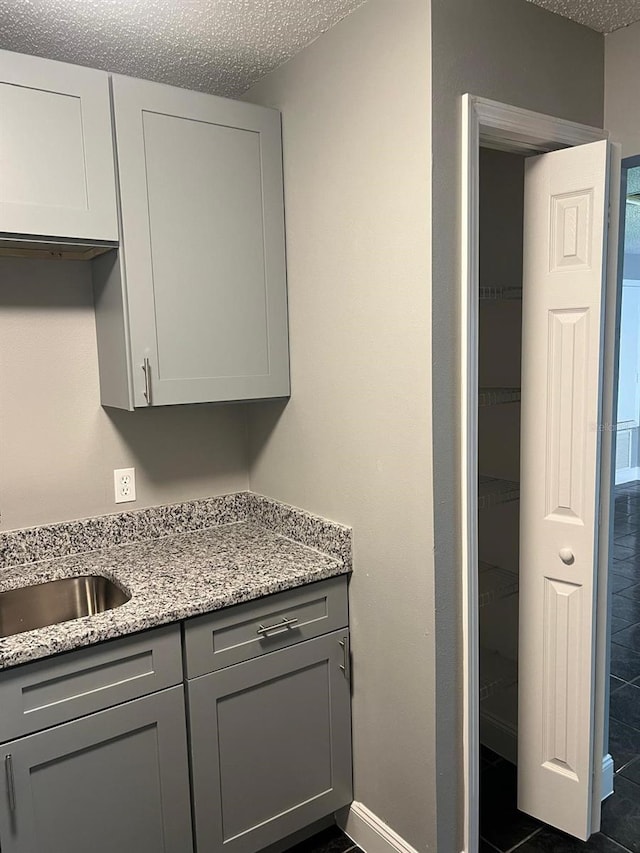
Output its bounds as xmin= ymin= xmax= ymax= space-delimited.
xmin=503 ymin=827 xmax=543 ymax=853
xmin=599 ymin=835 xmax=634 ymax=853
xmin=614 ymin=754 xmax=640 ymax=774
xmin=478 ymin=837 xmax=502 ymax=852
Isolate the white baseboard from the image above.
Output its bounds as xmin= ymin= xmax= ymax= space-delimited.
xmin=602 ymin=753 xmax=614 ymax=801
xmin=480 ymin=693 xmax=518 ymax=765
xmin=336 ymin=803 xmax=419 ymax=853
xmin=615 ymin=466 xmax=640 ymax=485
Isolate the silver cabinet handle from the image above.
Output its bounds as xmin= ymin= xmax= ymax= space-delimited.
xmin=5 ymin=754 xmax=15 ymax=814
xmin=256 ymin=616 xmax=298 ymax=637
xmin=142 ymin=357 xmax=152 ymax=405
xmin=339 ymin=636 xmax=350 ymax=683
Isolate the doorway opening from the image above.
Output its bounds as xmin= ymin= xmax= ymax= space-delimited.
xmin=606 ymin=156 xmax=640 ymax=849
xmin=461 ymin=96 xmax=618 ymax=853
xmin=475 ymin=146 xmax=527 ymax=849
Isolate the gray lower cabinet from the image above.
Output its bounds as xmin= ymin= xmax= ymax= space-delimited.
xmin=0 ymin=580 xmax=351 ymax=853
xmin=0 ymin=685 xmax=193 ymax=853
xmin=188 ymin=630 xmax=353 ymax=853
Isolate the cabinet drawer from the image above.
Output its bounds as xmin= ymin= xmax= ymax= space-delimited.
xmin=0 ymin=624 xmax=182 ymax=743
xmin=184 ymin=576 xmax=348 ymax=678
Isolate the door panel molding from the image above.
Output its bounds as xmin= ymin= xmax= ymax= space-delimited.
xmin=545 ymin=308 xmax=590 ymax=523
xmin=542 ymin=577 xmax=582 ymax=776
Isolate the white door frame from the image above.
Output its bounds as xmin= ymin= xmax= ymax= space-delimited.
xmin=460 ymin=94 xmax=610 ymax=853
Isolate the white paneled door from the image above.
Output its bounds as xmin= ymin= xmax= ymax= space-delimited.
xmin=518 ymin=140 xmax=615 ymax=841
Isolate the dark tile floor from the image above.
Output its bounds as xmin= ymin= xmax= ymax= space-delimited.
xmin=300 ymin=486 xmax=640 ymax=853
xmin=478 ymin=481 xmax=640 ymax=852
xmin=479 ymin=746 xmax=639 ymax=852
xmin=286 ymin=826 xmax=360 ymax=853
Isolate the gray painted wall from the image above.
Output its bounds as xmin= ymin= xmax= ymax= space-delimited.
xmin=0 ymin=258 xmax=248 ymax=530
xmin=0 ymin=2 xmax=609 ymax=847
xmin=430 ymin=0 xmax=603 ymax=845
xmin=605 ymin=20 xmax=640 ymax=158
xmin=244 ymin=1 xmax=436 ymax=848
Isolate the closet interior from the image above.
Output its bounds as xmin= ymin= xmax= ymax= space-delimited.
xmin=478 ymin=146 xmax=526 ymax=766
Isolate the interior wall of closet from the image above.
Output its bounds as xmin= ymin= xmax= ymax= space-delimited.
xmin=478 ymin=147 xmax=526 ymax=765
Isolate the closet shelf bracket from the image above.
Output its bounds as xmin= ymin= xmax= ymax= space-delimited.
xmin=479 ymin=562 xmax=519 ymax=607
xmin=478 ymin=475 xmax=520 ymax=510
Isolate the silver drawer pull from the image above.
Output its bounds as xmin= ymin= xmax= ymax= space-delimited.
xmin=256 ymin=616 xmax=299 ymax=637
xmin=339 ymin=636 xmax=351 ymax=683
xmin=142 ymin=357 xmax=152 ymax=405
xmin=5 ymin=754 xmax=15 ymax=813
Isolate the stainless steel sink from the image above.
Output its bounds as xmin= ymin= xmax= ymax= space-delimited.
xmin=0 ymin=575 xmax=131 ymax=638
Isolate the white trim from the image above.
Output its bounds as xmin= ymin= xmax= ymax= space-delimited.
xmin=480 ymin=706 xmax=518 ymax=765
xmin=474 ymin=96 xmax=607 ymax=153
xmin=460 ymin=93 xmax=481 ymax=853
xmin=460 ymin=94 xmax=608 ymax=853
xmin=591 ymin=143 xmax=623 ymax=834
xmin=601 ymin=754 xmax=615 ymax=801
xmin=337 ymin=803 xmax=419 ymax=853
xmin=615 ymin=466 xmax=640 ymax=485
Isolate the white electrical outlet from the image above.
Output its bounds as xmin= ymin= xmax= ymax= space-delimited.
xmin=114 ymin=468 xmax=136 ymax=503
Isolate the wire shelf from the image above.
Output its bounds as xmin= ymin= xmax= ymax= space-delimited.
xmin=479 ymin=562 xmax=519 ymax=608
xmin=478 ymin=475 xmax=520 ymax=510
xmin=480 ymin=649 xmax=518 ymax=702
xmin=479 ymin=387 xmax=521 ymax=407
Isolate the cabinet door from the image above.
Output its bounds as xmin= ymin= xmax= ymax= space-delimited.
xmin=188 ymin=630 xmax=352 ymax=853
xmin=0 ymin=50 xmax=118 ymax=242
xmin=0 ymin=686 xmax=193 ymax=853
xmin=111 ymin=74 xmax=290 ymax=406
xmin=519 ymin=140 xmax=615 ymax=840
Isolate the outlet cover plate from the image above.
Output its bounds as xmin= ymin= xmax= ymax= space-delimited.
xmin=114 ymin=467 xmax=136 ymax=503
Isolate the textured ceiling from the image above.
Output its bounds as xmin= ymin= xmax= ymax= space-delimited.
xmin=2 ymin=1 xmax=637 ymax=98
xmin=0 ymin=0 xmax=367 ymax=97
xmin=526 ymin=0 xmax=640 ymax=33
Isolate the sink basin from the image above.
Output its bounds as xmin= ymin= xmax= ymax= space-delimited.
xmin=0 ymin=575 xmax=131 ymax=638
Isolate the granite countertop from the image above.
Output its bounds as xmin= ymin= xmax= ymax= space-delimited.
xmin=0 ymin=493 xmax=352 ymax=670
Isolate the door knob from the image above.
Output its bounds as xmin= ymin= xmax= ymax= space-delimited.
xmin=559 ymin=548 xmax=575 ymax=565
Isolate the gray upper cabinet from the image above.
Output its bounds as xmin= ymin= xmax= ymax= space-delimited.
xmin=95 ymin=74 xmax=290 ymax=408
xmin=0 ymin=50 xmax=118 ymax=242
